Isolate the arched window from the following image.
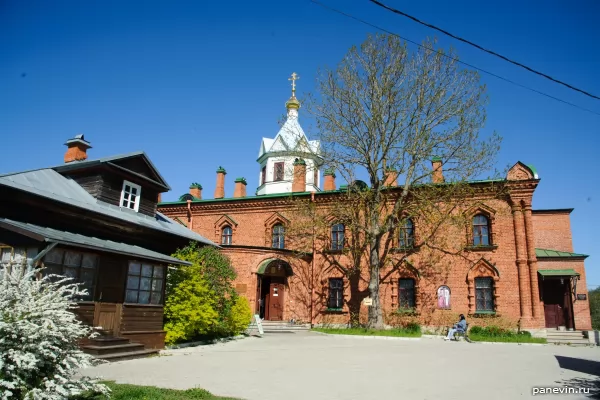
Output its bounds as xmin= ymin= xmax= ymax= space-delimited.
xmin=328 ymin=278 xmax=344 ymax=309
xmin=331 ymin=223 xmax=345 ymax=251
xmin=272 ymin=224 xmax=285 ymax=249
xmin=399 ymin=278 xmax=415 ymax=309
xmin=475 ymin=277 xmax=494 ymax=311
xmin=221 ymin=226 xmax=232 ymax=245
xmin=472 ymin=215 xmax=490 ymax=246
xmin=437 ymin=285 xmax=451 ymax=309
xmin=399 ymin=218 xmax=414 ymax=249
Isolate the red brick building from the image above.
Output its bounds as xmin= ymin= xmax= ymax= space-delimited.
xmin=158 ymin=92 xmax=591 ymax=335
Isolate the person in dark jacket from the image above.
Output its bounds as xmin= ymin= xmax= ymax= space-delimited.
xmin=445 ymin=314 xmax=467 ymax=341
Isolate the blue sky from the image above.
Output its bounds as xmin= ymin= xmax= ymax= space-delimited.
xmin=1 ymin=0 xmax=598 ymax=285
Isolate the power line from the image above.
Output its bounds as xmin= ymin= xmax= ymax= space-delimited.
xmin=368 ymin=0 xmax=600 ymax=101
xmin=310 ymin=0 xmax=600 ymax=117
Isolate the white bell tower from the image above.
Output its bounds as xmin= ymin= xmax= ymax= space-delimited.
xmin=256 ymin=72 xmax=321 ymax=195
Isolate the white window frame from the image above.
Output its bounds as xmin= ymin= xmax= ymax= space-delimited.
xmin=120 ymin=180 xmax=141 ymax=212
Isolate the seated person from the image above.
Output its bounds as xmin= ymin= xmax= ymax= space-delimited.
xmin=445 ymin=314 xmax=467 ymax=341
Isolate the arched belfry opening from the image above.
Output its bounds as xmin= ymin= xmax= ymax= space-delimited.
xmin=256 ymin=259 xmax=293 ymax=321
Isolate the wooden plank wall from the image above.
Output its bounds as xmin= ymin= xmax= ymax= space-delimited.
xmin=74 ymin=302 xmax=95 ymax=326
xmin=70 ymin=173 xmax=158 ymax=217
xmin=121 ymin=304 xmax=164 ymax=333
xmin=120 ymin=304 xmax=165 ymax=349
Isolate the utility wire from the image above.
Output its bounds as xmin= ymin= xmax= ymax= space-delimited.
xmin=368 ymin=0 xmax=600 ymax=101
xmin=310 ymin=0 xmax=600 ymax=117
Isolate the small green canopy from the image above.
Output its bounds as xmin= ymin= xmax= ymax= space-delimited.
xmin=538 ymin=269 xmax=580 ymax=278
xmin=257 ymin=258 xmax=294 ymax=276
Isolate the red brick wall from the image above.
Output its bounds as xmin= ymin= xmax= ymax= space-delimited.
xmin=532 ymin=211 xmax=574 ymax=252
xmin=537 ymin=259 xmax=591 ymax=330
xmin=159 ymin=195 xmax=589 ymax=332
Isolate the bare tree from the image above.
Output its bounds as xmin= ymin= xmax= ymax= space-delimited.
xmin=301 ymin=34 xmax=502 ymax=329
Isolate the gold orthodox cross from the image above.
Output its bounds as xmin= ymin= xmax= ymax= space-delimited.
xmin=288 ymin=72 xmax=299 ymax=95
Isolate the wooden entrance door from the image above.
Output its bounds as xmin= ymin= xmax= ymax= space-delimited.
xmin=93 ymin=256 xmax=126 ymax=335
xmin=95 ymin=256 xmax=126 ymax=303
xmin=93 ymin=303 xmax=122 ymax=335
xmin=268 ymin=281 xmax=285 ymax=321
xmin=543 ymin=279 xmax=570 ymax=328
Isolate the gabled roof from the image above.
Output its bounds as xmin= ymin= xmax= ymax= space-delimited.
xmin=53 ymin=151 xmax=171 ymax=190
xmin=0 ymin=168 xmax=215 ymax=247
xmin=258 ymin=116 xmax=320 ymax=160
xmin=0 ymin=218 xmax=191 ymax=265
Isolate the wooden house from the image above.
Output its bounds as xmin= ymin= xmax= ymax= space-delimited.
xmin=0 ymin=135 xmax=215 ymax=359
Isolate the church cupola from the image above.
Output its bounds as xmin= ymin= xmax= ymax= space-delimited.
xmin=256 ymin=72 xmax=322 ymax=196
xmin=285 ymin=72 xmax=301 ymax=115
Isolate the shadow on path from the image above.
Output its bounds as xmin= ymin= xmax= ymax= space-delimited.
xmin=555 ymin=356 xmax=600 ymax=399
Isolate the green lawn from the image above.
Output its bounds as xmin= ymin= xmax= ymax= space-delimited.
xmin=73 ymin=381 xmax=242 ymax=400
xmin=312 ymin=327 xmax=421 ymax=337
xmin=468 ymin=333 xmax=547 ymax=344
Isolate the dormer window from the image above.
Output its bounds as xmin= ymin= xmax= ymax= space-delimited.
xmin=120 ymin=180 xmax=141 ymax=212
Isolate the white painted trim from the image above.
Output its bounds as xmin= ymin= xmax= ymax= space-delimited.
xmin=120 ymin=180 xmax=142 ymax=212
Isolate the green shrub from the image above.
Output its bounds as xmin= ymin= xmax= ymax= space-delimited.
xmin=589 ymin=288 xmax=600 ymax=330
xmin=402 ymin=322 xmax=421 ymax=333
xmin=164 ymin=270 xmax=218 ymax=344
xmin=165 ymin=243 xmax=243 ymax=344
xmin=469 ymin=326 xmax=483 ymax=335
xmin=467 ymin=325 xmax=545 ymax=343
xmin=468 ymin=325 xmax=532 ymax=339
xmin=169 ymin=243 xmax=239 ymax=337
xmin=227 ymin=296 xmax=252 ymax=335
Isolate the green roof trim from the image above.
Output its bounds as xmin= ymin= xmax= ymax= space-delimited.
xmin=538 ymin=269 xmax=580 ymax=277
xmin=178 ymin=193 xmax=200 ymax=201
xmin=157 ymin=177 xmax=507 ymax=207
xmin=159 ymin=190 xmax=315 ymax=205
xmin=323 ymin=168 xmax=336 ymax=177
xmin=234 ymin=177 xmax=247 ymax=185
xmin=527 ymin=164 xmax=539 ymax=179
xmin=189 ymin=182 xmax=202 ymax=189
xmin=535 ymin=248 xmax=588 ymax=259
xmin=431 ymin=156 xmax=442 ymax=162
xmin=256 ymin=258 xmax=294 ymax=276
xmin=216 ymin=166 xmax=226 ymax=174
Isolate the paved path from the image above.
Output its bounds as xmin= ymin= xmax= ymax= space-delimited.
xmin=82 ymin=332 xmax=600 ymax=400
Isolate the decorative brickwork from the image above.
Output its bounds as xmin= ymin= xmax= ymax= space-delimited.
xmin=158 ymin=162 xmax=591 ymax=331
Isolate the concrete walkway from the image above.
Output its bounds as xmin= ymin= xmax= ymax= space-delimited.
xmin=82 ymin=332 xmax=600 ymax=400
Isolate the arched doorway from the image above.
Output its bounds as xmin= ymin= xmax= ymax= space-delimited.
xmin=256 ymin=259 xmax=293 ymax=321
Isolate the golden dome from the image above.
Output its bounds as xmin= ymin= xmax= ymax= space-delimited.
xmin=286 ymin=96 xmax=301 ymax=110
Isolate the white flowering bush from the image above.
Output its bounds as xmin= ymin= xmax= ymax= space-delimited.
xmin=0 ymin=259 xmax=110 ymax=399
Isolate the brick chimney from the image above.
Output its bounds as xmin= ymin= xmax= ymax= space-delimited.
xmin=323 ymin=169 xmax=336 ymax=191
xmin=233 ymin=178 xmax=247 ymax=198
xmin=214 ymin=167 xmax=226 ymax=199
xmin=64 ymin=134 xmax=92 ymax=163
xmin=189 ymin=183 xmax=202 ymax=199
xmin=157 ymin=193 xmax=162 ymax=203
xmin=432 ymin=157 xmax=444 ymax=183
xmin=292 ymin=158 xmax=307 ymax=193
xmin=384 ymin=167 xmax=398 ymax=187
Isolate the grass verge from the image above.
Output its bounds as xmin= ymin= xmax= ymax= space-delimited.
xmin=312 ymin=327 xmax=421 ymax=337
xmin=467 ymin=326 xmax=547 ymax=344
xmin=73 ymin=381 xmax=242 ymax=400
xmin=468 ymin=334 xmax=547 ymax=344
